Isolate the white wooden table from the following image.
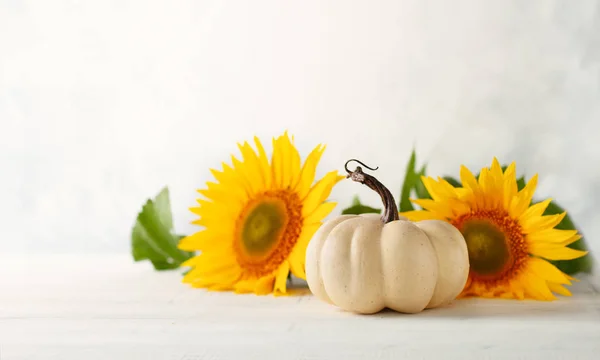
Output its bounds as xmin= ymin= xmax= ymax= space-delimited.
xmin=1 ymin=254 xmax=599 ymax=360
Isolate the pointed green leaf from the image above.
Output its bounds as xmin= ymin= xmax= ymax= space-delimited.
xmin=342 ymin=204 xmax=382 ymax=215
xmin=516 ymin=176 xmax=526 ymax=191
xmin=414 ymin=165 xmax=432 ymax=200
xmin=341 ymin=195 xmax=381 ymax=215
xmin=399 ymin=150 xmax=418 ymax=212
xmin=131 ymin=187 xmax=194 ymax=270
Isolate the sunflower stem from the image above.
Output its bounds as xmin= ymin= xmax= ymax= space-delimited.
xmin=344 ymin=159 xmax=400 ymax=224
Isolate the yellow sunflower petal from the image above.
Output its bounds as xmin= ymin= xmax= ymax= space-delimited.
xmin=289 ymin=250 xmax=306 ymax=279
xmin=237 ymin=141 xmax=266 ymax=190
xmin=509 ymin=174 xmax=538 ymax=218
xmin=180 ymin=256 xmax=201 ymax=268
xmin=231 ymin=155 xmax=259 ymax=195
xmin=547 ymin=282 xmax=572 ymax=297
xmin=295 ymin=144 xmax=326 ymax=198
xmin=519 ymin=198 xmax=552 ymax=225
xmin=529 ymin=243 xmax=588 ymax=260
xmin=207 ymin=283 xmax=236 ymax=291
xmin=454 ymin=187 xmax=472 ymax=198
xmin=274 ymin=261 xmax=290 ymax=294
xmin=181 ymin=249 xmax=237 ymax=273
xmin=191 ymin=198 xmax=241 ymax=221
xmin=191 ymin=215 xmax=234 ymax=228
xmin=295 ymin=223 xmax=322 ymax=248
xmin=527 ymin=257 xmax=572 ymax=285
xmin=188 ymin=278 xmax=220 ymax=288
xmin=288 ymin=223 xmax=322 ymax=279
xmin=178 ymin=234 xmax=204 ymax=252
xmin=211 ymin=163 xmax=252 ymax=198
xmin=502 ymin=162 xmax=518 ymax=208
xmin=273 ymin=132 xmax=297 ymax=189
xmin=286 ymin=135 xmax=302 ymax=190
xmin=234 ymin=278 xmax=258 ymax=294
xmin=482 ymin=161 xmax=503 ymax=208
xmin=301 ymin=171 xmax=344 ymax=217
xmin=421 ymin=177 xmax=455 ymax=201
xmin=447 ymin=198 xmax=472 ymax=217
xmin=184 ymin=265 xmax=241 ymax=287
xmin=460 ymin=165 xmax=481 ymax=193
xmin=266 ymin=132 xmax=300 ymax=189
xmin=304 ymin=201 xmax=338 ymax=225
xmin=198 ymin=182 xmax=231 ymax=202
xmin=182 ymin=262 xmax=238 ymax=283
xmin=178 ymin=229 xmax=233 ymax=252
xmin=522 ymin=212 xmax=566 ymax=234
xmin=271 ymin=136 xmax=285 ymax=188
xmin=490 ymin=157 xmax=504 ymax=183
xmin=255 ymin=275 xmax=275 ymax=295
xmin=437 ymin=177 xmax=463 ymax=197
xmin=411 ymin=198 xmax=454 ymax=219
xmin=520 ymin=273 xmax=556 ymax=301
xmin=254 ymin=136 xmax=272 ymax=188
xmin=526 ymin=228 xmax=579 ymax=245
xmin=478 ymin=167 xmax=495 ymax=206
xmin=507 ymin=283 xmax=526 ymax=300
xmin=559 ymin=234 xmax=583 ymax=247
xmin=201 ymin=178 xmax=247 ymax=204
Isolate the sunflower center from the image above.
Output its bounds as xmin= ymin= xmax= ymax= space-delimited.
xmin=235 ymin=190 xmax=303 ymax=276
xmin=241 ymin=201 xmax=286 ymax=255
xmin=453 ymin=209 xmax=527 ymax=283
xmin=462 ymin=220 xmax=510 ymax=275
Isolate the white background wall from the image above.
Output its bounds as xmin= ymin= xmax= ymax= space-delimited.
xmin=2 ymin=0 xmax=599 ymax=272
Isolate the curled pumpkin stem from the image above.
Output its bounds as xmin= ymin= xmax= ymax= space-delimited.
xmin=344 ymin=159 xmax=400 ymax=224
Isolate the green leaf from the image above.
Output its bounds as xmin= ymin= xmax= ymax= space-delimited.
xmin=516 ymin=176 xmax=526 ymax=191
xmin=414 ymin=165 xmax=432 ymax=200
xmin=399 ymin=150 xmax=419 ymax=212
xmin=541 ymin=201 xmax=594 ymax=275
xmin=131 ymin=187 xmax=194 ymax=270
xmin=341 ymin=195 xmax=381 ymax=215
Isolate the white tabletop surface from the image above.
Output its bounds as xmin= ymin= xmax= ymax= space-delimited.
xmin=1 ymin=254 xmax=599 ymax=360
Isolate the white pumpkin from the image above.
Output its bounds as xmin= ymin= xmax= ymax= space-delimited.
xmin=305 ymin=160 xmax=470 ymax=314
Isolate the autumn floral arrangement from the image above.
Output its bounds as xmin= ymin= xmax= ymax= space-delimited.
xmin=131 ymin=131 xmax=593 ymax=313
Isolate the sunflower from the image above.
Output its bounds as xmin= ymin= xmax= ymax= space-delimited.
xmin=401 ymin=158 xmax=588 ymax=301
xmin=178 ymin=132 xmax=344 ymax=295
